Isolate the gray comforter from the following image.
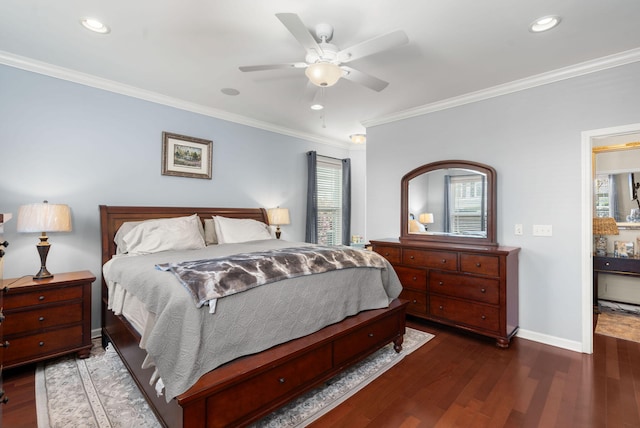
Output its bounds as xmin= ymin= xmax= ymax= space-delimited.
xmin=103 ymin=239 xmax=402 ymax=401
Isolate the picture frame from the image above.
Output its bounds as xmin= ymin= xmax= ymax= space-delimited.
xmin=614 ymin=240 xmax=634 ymax=258
xmin=162 ymin=132 xmax=213 ymax=179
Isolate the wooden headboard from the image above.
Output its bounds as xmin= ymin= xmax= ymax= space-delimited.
xmin=99 ymin=205 xmax=269 ymax=266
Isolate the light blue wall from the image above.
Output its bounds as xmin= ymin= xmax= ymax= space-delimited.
xmin=0 ymin=64 xmax=358 ymax=331
xmin=366 ymin=61 xmax=640 ymax=347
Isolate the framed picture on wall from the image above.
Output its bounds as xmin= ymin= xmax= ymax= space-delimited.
xmin=162 ymin=132 xmax=213 ymax=179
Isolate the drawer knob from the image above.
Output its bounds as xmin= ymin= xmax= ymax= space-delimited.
xmin=39 ymin=316 xmax=45 ymax=322
xmin=412 ymin=276 xmax=417 ymax=281
xmin=412 ymin=299 xmax=417 ymax=304
xmin=368 ymin=332 xmax=374 ymax=337
xmin=0 ymin=341 xmax=9 ymax=348
xmin=0 ymin=391 xmax=8 ymax=405
xmin=39 ymin=341 xmax=45 ymax=347
xmin=476 ymin=262 xmax=481 ymax=267
xmin=439 ymin=305 xmax=444 ymax=310
xmin=410 ymin=255 xmax=415 ymax=259
xmin=481 ymin=315 xmax=486 ymax=320
xmin=438 ymin=281 xmax=444 ymax=286
xmin=441 ymin=259 xmax=446 ymax=264
xmin=39 ymin=295 xmax=45 ymax=301
xmin=279 ymin=377 xmax=286 ymax=384
xmin=480 ymin=288 xmax=486 ymax=293
xmin=385 ymin=252 xmax=390 ymax=256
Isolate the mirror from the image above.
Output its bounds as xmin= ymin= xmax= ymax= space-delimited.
xmin=401 ymin=160 xmax=497 ymax=246
xmin=594 ymin=140 xmax=640 ymax=228
xmin=595 ymin=171 xmax=640 ymax=222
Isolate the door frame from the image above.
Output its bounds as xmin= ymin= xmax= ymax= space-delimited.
xmin=581 ymin=122 xmax=640 ymax=353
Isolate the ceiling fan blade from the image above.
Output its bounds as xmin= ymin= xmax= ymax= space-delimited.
xmin=239 ymin=63 xmax=307 ymax=72
xmin=275 ymin=13 xmax=323 ymax=57
xmin=341 ymin=66 xmax=389 ymax=92
xmin=337 ymin=30 xmax=408 ymax=63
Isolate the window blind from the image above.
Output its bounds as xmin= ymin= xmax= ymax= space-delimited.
xmin=316 ymin=156 xmax=343 ymax=245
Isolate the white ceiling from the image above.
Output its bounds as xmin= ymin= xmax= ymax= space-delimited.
xmin=2 ymin=1 xmax=640 ymax=147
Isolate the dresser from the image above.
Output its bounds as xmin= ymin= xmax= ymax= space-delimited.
xmin=2 ymin=270 xmax=95 ymax=369
xmin=371 ymin=239 xmax=520 ymax=348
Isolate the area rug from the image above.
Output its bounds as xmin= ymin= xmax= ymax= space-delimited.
xmin=595 ymin=307 xmax=640 ymax=343
xmin=36 ymin=328 xmax=434 ymax=427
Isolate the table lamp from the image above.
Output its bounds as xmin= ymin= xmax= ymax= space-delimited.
xmin=419 ymin=213 xmax=434 ymax=230
xmin=592 ymin=217 xmax=618 ymax=256
xmin=267 ymin=207 xmax=290 ymax=239
xmin=17 ymin=201 xmax=72 ymax=279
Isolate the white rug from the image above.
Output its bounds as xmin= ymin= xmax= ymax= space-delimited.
xmin=36 ymin=328 xmax=434 ymax=428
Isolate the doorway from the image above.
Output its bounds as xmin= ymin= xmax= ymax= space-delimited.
xmin=581 ymin=122 xmax=640 ymax=353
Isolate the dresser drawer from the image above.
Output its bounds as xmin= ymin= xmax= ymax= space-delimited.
xmin=4 ymin=285 xmax=83 ymax=309
xmin=334 ymin=315 xmax=400 ymax=366
xmin=403 ymin=249 xmax=457 ymax=271
xmin=206 ymin=344 xmax=332 ymax=425
xmin=399 ymin=289 xmax=427 ymax=315
xmin=373 ymin=246 xmax=401 ymax=264
xmin=429 ymin=296 xmax=500 ymax=332
xmin=460 ymin=253 xmax=499 ymax=276
xmin=429 ymin=271 xmax=499 ymax=304
xmin=394 ymin=266 xmax=427 ymax=291
xmin=4 ymin=302 xmax=83 ymax=336
xmin=3 ymin=325 xmax=85 ymax=366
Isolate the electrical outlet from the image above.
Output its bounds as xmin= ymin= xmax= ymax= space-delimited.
xmin=532 ymin=224 xmax=553 ymax=236
xmin=514 ymin=224 xmax=523 ymax=235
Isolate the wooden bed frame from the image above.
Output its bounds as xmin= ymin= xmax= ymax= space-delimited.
xmin=99 ymin=205 xmax=408 ymax=428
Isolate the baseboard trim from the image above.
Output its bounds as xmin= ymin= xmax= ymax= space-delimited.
xmin=516 ymin=328 xmax=583 ymax=353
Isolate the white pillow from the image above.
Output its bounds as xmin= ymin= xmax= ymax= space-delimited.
xmin=121 ymin=214 xmax=206 ymax=254
xmin=114 ymin=220 xmax=144 ymax=254
xmin=213 ymin=215 xmax=272 ymax=244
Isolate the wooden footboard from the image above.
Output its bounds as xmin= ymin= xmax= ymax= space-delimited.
xmin=103 ymin=298 xmax=407 ymax=427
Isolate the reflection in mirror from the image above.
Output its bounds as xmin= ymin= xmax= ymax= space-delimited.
xmin=408 ymin=168 xmax=487 ymax=237
xmin=401 ymin=160 xmax=497 ymax=246
xmin=595 ymin=172 xmax=640 ymax=222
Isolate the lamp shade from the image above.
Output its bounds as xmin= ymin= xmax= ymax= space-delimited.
xmin=419 ymin=213 xmax=434 ymax=224
xmin=592 ymin=217 xmax=618 ymax=235
xmin=268 ymin=208 xmax=290 ymax=226
xmin=17 ymin=202 xmax=72 ymax=233
xmin=305 ymin=62 xmax=342 ymax=87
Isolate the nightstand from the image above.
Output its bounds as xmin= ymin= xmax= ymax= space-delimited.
xmin=2 ymin=270 xmax=95 ymax=369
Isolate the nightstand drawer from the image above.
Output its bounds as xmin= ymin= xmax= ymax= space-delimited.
xmin=4 ymin=302 xmax=83 ymax=336
xmin=3 ymin=325 xmax=85 ymax=366
xmin=4 ymin=285 xmax=83 ymax=309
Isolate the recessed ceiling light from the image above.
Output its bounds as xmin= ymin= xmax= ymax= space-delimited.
xmin=349 ymin=134 xmax=366 ymax=144
xmin=529 ymin=15 xmax=561 ymax=33
xmin=80 ymin=17 xmax=110 ymax=34
xmin=310 ymin=103 xmax=324 ymax=111
xmin=221 ymin=88 xmax=240 ymax=96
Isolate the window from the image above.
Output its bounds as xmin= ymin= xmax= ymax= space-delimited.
xmin=316 ymin=156 xmax=343 ymax=245
xmin=306 ymin=152 xmax=351 ymax=246
xmin=448 ymin=174 xmax=486 ymax=233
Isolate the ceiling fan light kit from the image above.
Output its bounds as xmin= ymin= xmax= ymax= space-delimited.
xmin=239 ymin=13 xmax=408 ymax=93
xmin=305 ymin=62 xmax=343 ymax=87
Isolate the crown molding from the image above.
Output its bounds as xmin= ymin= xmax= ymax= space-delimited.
xmin=363 ymin=48 xmax=640 ymax=128
xmin=0 ymin=51 xmax=350 ymax=150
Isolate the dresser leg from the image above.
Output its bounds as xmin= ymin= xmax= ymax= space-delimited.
xmin=77 ymin=346 xmax=92 ymax=359
xmin=495 ymin=338 xmax=510 ymax=349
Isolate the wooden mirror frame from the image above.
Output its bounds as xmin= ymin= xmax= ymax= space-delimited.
xmin=400 ymin=159 xmax=498 ymax=246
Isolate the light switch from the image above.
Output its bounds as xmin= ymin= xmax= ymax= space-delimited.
xmin=515 ymin=224 xmax=523 ymax=235
xmin=532 ymin=224 xmax=552 ymax=236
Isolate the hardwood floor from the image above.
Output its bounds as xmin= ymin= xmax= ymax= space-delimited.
xmin=2 ymin=318 xmax=639 ymax=428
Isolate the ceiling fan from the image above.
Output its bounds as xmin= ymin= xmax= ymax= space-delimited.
xmin=239 ymin=13 xmax=409 ymax=92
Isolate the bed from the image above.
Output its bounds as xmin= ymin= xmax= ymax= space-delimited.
xmin=99 ymin=205 xmax=408 ymax=428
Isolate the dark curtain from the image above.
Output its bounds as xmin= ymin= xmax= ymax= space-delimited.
xmin=342 ymin=158 xmax=351 ymax=245
xmin=444 ymin=175 xmax=451 ymax=232
xmin=305 ymin=151 xmax=318 ymax=243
